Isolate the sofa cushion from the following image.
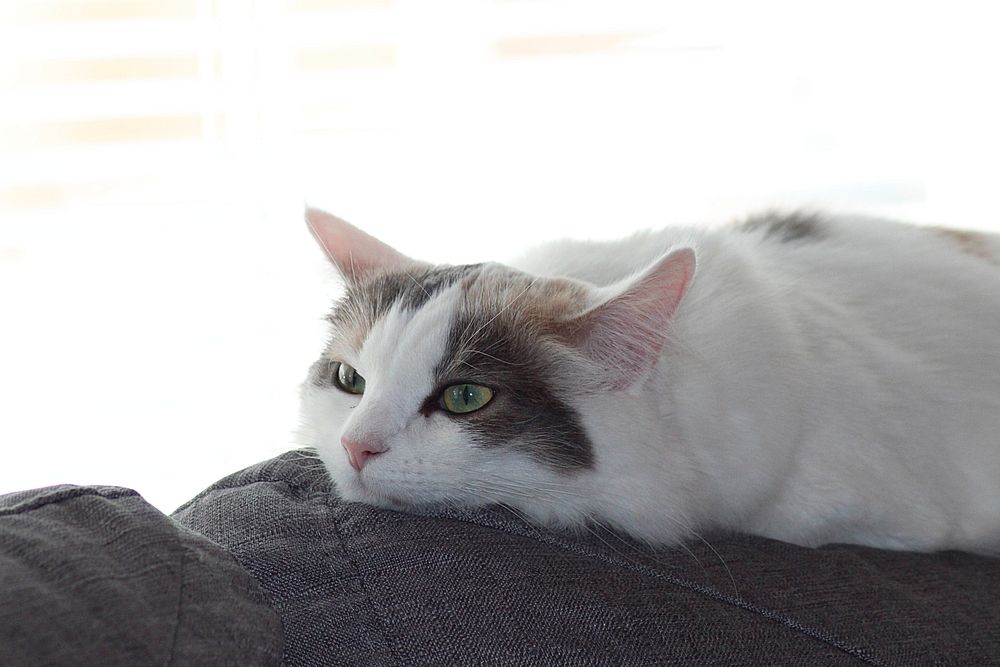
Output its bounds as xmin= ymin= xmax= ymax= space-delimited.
xmin=0 ymin=485 xmax=282 ymax=666
xmin=173 ymin=450 xmax=1000 ymax=666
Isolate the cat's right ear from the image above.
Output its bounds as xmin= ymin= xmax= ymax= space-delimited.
xmin=305 ymin=207 xmax=421 ymax=281
xmin=563 ymin=247 xmax=696 ymax=391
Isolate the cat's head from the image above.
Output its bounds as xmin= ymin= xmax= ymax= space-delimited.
xmin=299 ymin=208 xmax=695 ymax=528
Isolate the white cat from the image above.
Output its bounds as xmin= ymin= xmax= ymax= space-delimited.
xmin=299 ymin=208 xmax=1000 ymax=554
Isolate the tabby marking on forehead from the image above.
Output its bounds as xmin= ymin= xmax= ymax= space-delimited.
xmin=327 ymin=264 xmax=483 ymax=349
xmin=436 ymin=267 xmax=595 ymax=471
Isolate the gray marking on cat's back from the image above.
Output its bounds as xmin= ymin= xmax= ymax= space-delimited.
xmin=436 ymin=272 xmax=595 ymax=471
xmin=738 ymin=211 xmax=825 ymax=243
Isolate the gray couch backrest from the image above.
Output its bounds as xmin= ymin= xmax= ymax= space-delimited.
xmin=173 ymin=450 xmax=1000 ymax=666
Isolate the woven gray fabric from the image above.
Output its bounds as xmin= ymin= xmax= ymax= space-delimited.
xmin=173 ymin=450 xmax=1000 ymax=666
xmin=0 ymin=484 xmax=283 ymax=667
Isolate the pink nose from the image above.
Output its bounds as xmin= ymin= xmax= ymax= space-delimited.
xmin=341 ymin=436 xmax=386 ymax=471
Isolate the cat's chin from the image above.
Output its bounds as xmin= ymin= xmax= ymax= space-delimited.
xmin=333 ymin=474 xmax=417 ymax=512
xmin=321 ymin=458 xmax=398 ymax=507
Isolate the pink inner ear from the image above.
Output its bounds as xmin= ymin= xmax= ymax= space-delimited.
xmin=305 ymin=207 xmax=416 ymax=281
xmin=576 ymin=247 xmax=695 ymax=390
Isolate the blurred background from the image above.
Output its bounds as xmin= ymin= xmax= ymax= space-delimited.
xmin=1 ymin=0 xmax=998 ymax=511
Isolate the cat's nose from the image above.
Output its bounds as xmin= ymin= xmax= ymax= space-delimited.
xmin=341 ymin=436 xmax=386 ymax=471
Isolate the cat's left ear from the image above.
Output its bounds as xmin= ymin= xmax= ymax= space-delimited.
xmin=567 ymin=247 xmax=696 ymax=390
xmin=305 ymin=207 xmax=424 ymax=281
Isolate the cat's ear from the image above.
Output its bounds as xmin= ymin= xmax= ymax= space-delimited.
xmin=567 ymin=247 xmax=696 ymax=390
xmin=305 ymin=207 xmax=421 ymax=281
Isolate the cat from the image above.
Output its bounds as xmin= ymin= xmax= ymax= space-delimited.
xmin=299 ymin=207 xmax=1000 ymax=554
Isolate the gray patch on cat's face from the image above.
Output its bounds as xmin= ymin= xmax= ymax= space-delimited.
xmin=739 ymin=211 xmax=825 ymax=243
xmin=434 ymin=271 xmax=595 ymax=472
xmin=327 ymin=264 xmax=483 ymax=349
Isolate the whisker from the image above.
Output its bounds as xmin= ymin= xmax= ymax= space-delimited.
xmin=464 ymin=349 xmax=524 ymax=366
xmin=457 ymin=359 xmax=486 ymax=373
xmin=403 ymin=268 xmax=432 ymax=300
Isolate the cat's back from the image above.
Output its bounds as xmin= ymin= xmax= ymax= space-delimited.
xmin=743 ymin=211 xmax=1000 ymax=278
xmin=742 ymin=213 xmax=1000 ymax=331
xmin=513 ymin=211 xmax=1000 ymax=295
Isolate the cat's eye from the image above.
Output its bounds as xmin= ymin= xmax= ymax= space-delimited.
xmin=441 ymin=384 xmax=493 ymax=414
xmin=334 ymin=362 xmax=366 ymax=395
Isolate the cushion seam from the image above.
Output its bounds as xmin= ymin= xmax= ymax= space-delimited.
xmin=324 ymin=498 xmax=404 ymax=664
xmin=167 ymin=537 xmax=187 ymax=667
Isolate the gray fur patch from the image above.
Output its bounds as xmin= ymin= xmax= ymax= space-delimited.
xmin=327 ymin=264 xmax=482 ymax=348
xmin=739 ymin=211 xmax=824 ymax=243
xmin=434 ymin=271 xmax=595 ymax=472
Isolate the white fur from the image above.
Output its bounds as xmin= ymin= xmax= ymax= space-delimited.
xmin=301 ymin=213 xmax=1000 ymax=553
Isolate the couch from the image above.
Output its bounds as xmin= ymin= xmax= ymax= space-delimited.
xmin=2 ymin=450 xmax=999 ymax=665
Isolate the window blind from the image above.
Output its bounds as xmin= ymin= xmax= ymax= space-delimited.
xmin=0 ymin=0 xmax=697 ymax=210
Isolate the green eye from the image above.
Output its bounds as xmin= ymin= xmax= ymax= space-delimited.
xmin=442 ymin=384 xmax=494 ymax=414
xmin=334 ymin=362 xmax=366 ymax=395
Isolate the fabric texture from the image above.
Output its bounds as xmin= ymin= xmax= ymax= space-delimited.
xmin=0 ymin=484 xmax=283 ymax=667
xmin=173 ymin=450 xmax=1000 ymax=666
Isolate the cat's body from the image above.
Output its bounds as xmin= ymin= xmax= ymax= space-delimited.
xmin=300 ymin=209 xmax=1000 ymax=554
